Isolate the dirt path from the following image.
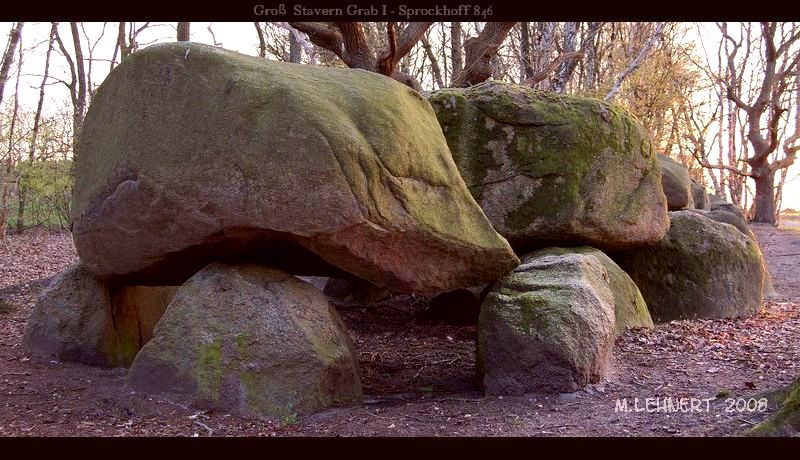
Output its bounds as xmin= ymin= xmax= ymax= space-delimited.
xmin=0 ymin=224 xmax=798 ymax=437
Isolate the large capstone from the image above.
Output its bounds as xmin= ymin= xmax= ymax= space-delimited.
xmin=615 ymin=211 xmax=766 ymax=322
xmin=71 ymin=42 xmax=518 ymax=293
xmin=477 ymin=249 xmax=616 ymax=394
xmin=427 ymin=81 xmax=668 ymax=253
xmin=126 ymin=264 xmax=362 ymax=418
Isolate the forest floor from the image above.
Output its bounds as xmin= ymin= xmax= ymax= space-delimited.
xmin=0 ymin=218 xmax=799 ymax=437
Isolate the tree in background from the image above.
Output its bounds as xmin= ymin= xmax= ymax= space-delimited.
xmin=690 ymin=23 xmax=800 ymax=224
xmin=1 ymin=21 xmax=799 ymax=233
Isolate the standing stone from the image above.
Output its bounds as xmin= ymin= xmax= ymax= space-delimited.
xmin=23 ymin=266 xmax=176 ymax=367
xmin=691 ymin=181 xmax=711 ymax=210
xmin=689 ymin=209 xmax=777 ymax=298
xmin=659 ymin=154 xmax=694 ymax=211
xmin=428 ymin=81 xmax=668 ymax=252
xmin=127 ymin=264 xmax=362 ymax=418
xmin=23 ymin=266 xmax=122 ymax=366
xmin=710 ymin=198 xmax=747 ymax=221
xmin=477 ymin=250 xmax=616 ymax=394
xmin=532 ymin=247 xmax=653 ymax=334
xmin=615 ymin=211 xmax=765 ymax=322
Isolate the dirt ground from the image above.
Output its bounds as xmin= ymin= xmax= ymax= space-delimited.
xmin=0 ymin=220 xmax=798 ymax=437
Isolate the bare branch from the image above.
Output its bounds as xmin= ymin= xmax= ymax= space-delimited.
xmin=605 ymin=22 xmax=665 ymax=101
xmin=523 ymin=51 xmax=584 ymax=87
xmin=287 ymin=22 xmax=343 ymax=61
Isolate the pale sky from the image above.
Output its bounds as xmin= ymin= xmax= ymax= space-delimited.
xmin=2 ymin=21 xmax=799 ymax=210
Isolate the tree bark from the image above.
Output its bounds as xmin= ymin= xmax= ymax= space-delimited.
xmin=0 ymin=38 xmax=23 ymax=239
xmin=421 ymin=35 xmax=444 ymax=89
xmin=17 ymin=23 xmax=55 ymax=232
xmin=254 ymin=22 xmax=266 ymax=58
xmin=519 ymin=22 xmax=533 ymax=81
xmin=752 ymin=166 xmax=776 ymax=223
xmin=0 ymin=22 xmax=24 ymax=108
xmin=551 ymin=22 xmax=580 ymax=93
xmin=54 ymin=24 xmax=88 ymax=148
xmin=287 ymin=22 xmax=431 ymax=90
xmin=454 ymin=22 xmax=516 ymax=87
xmin=288 ymin=30 xmax=302 ymax=63
xmin=177 ymin=22 xmax=190 ymax=42
xmin=450 ymin=22 xmax=462 ymax=86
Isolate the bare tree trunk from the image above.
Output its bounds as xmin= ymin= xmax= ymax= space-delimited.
xmin=54 ymin=23 xmax=88 ymax=148
xmin=604 ymin=22 xmax=665 ymax=102
xmin=0 ymin=152 xmax=13 ymax=239
xmin=0 ymin=22 xmax=24 ymax=107
xmin=288 ymin=30 xmax=302 ymax=63
xmin=288 ymin=22 xmax=432 ymax=89
xmin=582 ymin=22 xmax=601 ymax=91
xmin=752 ymin=166 xmax=776 ymax=223
xmin=177 ymin=22 xmax=190 ymax=41
xmin=551 ymin=22 xmax=580 ymax=93
xmin=71 ymin=23 xmax=87 ymax=141
xmin=454 ymin=22 xmax=516 ymax=87
xmin=421 ymin=35 xmax=444 ymax=89
xmin=17 ymin=23 xmax=56 ymax=233
xmin=0 ymin=40 xmax=23 ymax=239
xmin=254 ymin=22 xmax=266 ymax=58
xmin=519 ymin=22 xmax=533 ymax=81
xmin=450 ymin=22 xmax=462 ymax=86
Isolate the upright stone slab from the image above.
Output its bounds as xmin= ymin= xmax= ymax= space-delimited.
xmin=23 ymin=266 xmax=178 ymax=367
xmin=478 ymin=250 xmax=616 ymax=394
xmin=615 ymin=211 xmax=766 ymax=322
xmin=659 ymin=154 xmax=694 ymax=211
xmin=127 ymin=264 xmax=363 ymax=418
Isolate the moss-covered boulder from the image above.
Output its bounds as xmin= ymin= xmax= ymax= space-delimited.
xmin=127 ymin=263 xmax=362 ymax=418
xmin=533 ymin=247 xmax=653 ymax=334
xmin=691 ymin=181 xmax=711 ymax=210
xmin=690 ymin=209 xmax=756 ymax=240
xmin=615 ymin=211 xmax=765 ymax=322
xmin=477 ymin=249 xmax=616 ymax=394
xmin=658 ymin=154 xmax=694 ymax=210
xmin=428 ymin=81 xmax=668 ymax=253
xmin=690 ymin=209 xmax=777 ymax=298
xmin=23 ymin=266 xmax=178 ymax=367
xmin=71 ymin=42 xmax=518 ymax=294
xmin=710 ymin=197 xmax=747 ymax=220
xmin=749 ymin=375 xmax=800 ymax=436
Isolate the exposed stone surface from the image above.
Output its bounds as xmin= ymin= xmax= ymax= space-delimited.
xmin=23 ymin=266 xmax=177 ymax=367
xmin=71 ymin=42 xmax=518 ymax=293
xmin=689 ymin=209 xmax=777 ymax=299
xmin=691 ymin=181 xmax=711 ymax=210
xmin=126 ymin=264 xmax=362 ymax=418
xmin=615 ymin=211 xmax=766 ymax=322
xmin=749 ymin=375 xmax=800 ymax=437
xmin=710 ymin=196 xmax=747 ymax=220
xmin=658 ymin=154 xmax=693 ymax=211
xmin=428 ymin=81 xmax=668 ymax=252
xmin=532 ymin=247 xmax=653 ymax=334
xmin=477 ymin=249 xmax=616 ymax=394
